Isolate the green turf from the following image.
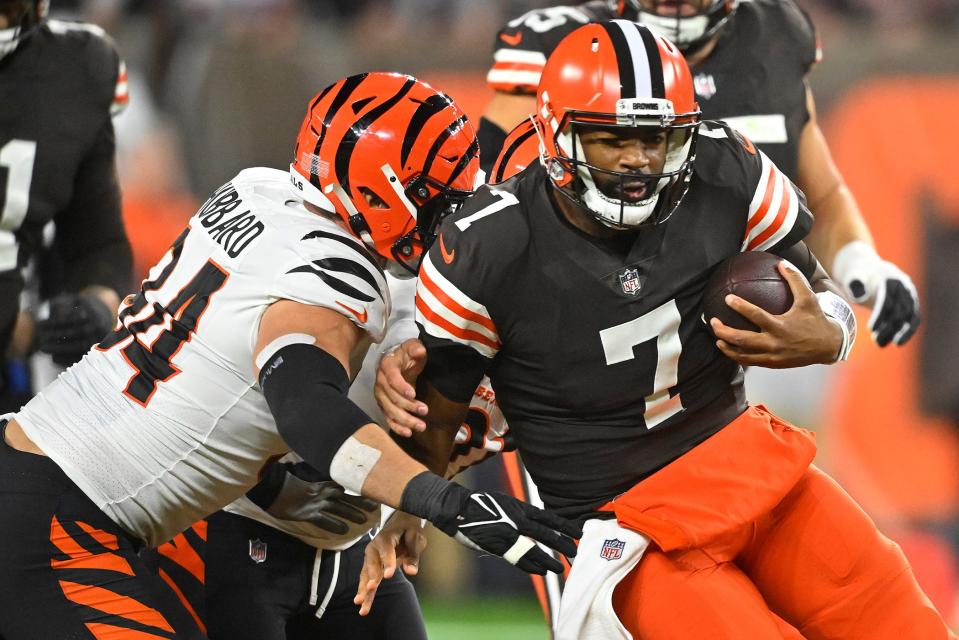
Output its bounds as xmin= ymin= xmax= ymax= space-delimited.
xmin=420 ymin=596 xmax=550 ymax=640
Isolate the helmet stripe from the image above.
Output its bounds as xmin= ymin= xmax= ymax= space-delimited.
xmin=445 ymin=137 xmax=480 ymax=188
xmin=333 ymin=76 xmax=417 ymax=194
xmin=602 ymin=21 xmax=636 ymax=99
xmin=401 ymin=93 xmax=454 ymax=167
xmin=308 ymin=73 xmax=368 ymax=188
xmin=493 ymin=124 xmax=537 ymax=183
xmin=421 ymin=114 xmax=469 ymax=179
xmin=635 ymin=23 xmax=666 ymax=99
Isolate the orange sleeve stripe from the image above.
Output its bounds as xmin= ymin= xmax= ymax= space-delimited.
xmin=415 ymin=296 xmax=500 ymax=351
xmin=58 ymin=580 xmax=175 ymax=633
xmin=419 ymin=267 xmax=497 ymax=334
xmin=744 ymin=165 xmax=777 ymax=236
xmin=85 ymin=622 xmax=170 ymax=640
xmin=50 ymin=516 xmax=90 ymax=559
xmin=76 ymin=521 xmax=119 ymax=551
xmin=158 ymin=568 xmax=207 ymax=635
xmin=747 ymin=181 xmax=793 ymax=251
xmin=156 ymin=533 xmax=205 ymax=584
xmin=192 ymin=519 xmax=208 ymax=542
xmin=51 ymin=552 xmax=135 ymax=577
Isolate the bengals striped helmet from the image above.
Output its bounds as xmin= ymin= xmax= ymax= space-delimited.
xmin=536 ymin=21 xmax=701 ymax=228
xmin=0 ymin=0 xmax=49 ymax=60
xmin=610 ymin=1 xmax=737 ymax=53
xmin=291 ymin=72 xmax=479 ymax=275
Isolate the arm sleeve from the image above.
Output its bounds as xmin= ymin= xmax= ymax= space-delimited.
xmin=414 ymin=204 xmax=505 ymax=403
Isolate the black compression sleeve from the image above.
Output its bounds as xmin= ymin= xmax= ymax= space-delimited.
xmin=771 ymin=240 xmax=819 ymax=281
xmin=478 ymin=117 xmax=509 ymax=176
xmin=259 ymin=343 xmax=374 ymax=479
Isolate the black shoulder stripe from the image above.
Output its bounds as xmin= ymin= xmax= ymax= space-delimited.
xmin=422 ymin=114 xmax=468 ymax=178
xmin=314 ymin=257 xmax=384 ymax=301
xmin=286 ymin=263 xmax=376 ymax=303
xmin=636 ymin=24 xmax=665 ymax=100
xmin=334 ymin=77 xmax=417 ymax=193
xmin=603 ymin=22 xmax=635 ymax=99
xmin=402 ymin=93 xmax=453 ymax=167
xmin=300 ymin=230 xmax=382 ymax=273
xmin=494 ymin=125 xmax=537 ymax=183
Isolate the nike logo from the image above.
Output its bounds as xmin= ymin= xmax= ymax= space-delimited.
xmin=439 ymin=234 xmax=455 ymax=264
xmin=336 ymin=301 xmax=368 ymax=324
xmin=499 ymin=31 xmax=523 ymax=46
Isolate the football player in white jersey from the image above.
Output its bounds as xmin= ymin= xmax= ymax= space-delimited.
xmin=0 ymin=72 xmax=578 ymax=639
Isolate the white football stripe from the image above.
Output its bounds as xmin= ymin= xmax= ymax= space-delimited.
xmin=745 ymin=171 xmax=786 ymax=248
xmin=415 ymin=280 xmax=499 ymax=345
xmin=420 ymin=254 xmax=496 ymax=325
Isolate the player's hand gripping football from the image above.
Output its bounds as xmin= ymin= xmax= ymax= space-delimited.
xmin=374 ymin=338 xmax=430 ymax=436
xmin=401 ymin=471 xmax=580 ymax=574
xmin=709 ymin=261 xmax=843 ymax=368
xmin=354 ymin=511 xmax=427 ymax=616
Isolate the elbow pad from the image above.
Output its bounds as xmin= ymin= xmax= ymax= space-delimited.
xmin=259 ymin=343 xmax=374 ymax=480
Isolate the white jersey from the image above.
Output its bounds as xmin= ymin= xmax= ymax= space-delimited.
xmin=15 ymin=167 xmax=389 ymax=547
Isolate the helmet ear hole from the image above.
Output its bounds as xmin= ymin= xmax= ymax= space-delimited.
xmin=358 ymin=186 xmax=389 ymax=209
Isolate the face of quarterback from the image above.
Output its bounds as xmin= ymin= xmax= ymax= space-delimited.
xmin=578 ymin=125 xmax=669 ymax=203
xmin=637 ymin=0 xmax=713 ymax=17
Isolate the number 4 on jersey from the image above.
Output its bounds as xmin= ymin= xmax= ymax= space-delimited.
xmin=98 ymin=230 xmax=229 ymax=406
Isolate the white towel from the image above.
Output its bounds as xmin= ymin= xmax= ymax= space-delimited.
xmin=556 ymin=518 xmax=650 ymax=640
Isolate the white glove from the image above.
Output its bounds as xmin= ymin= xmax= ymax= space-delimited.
xmin=831 ymin=241 xmax=920 ymax=347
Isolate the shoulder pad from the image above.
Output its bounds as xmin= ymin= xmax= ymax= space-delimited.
xmin=46 ymin=20 xmax=127 ymax=114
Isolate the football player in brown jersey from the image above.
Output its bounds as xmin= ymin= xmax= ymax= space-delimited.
xmin=482 ymin=0 xmax=919 ymax=349
xmin=365 ymin=22 xmax=952 ymax=640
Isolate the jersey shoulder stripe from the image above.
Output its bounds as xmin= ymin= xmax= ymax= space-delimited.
xmin=742 ymin=151 xmax=802 ymax=251
xmin=416 ymin=253 xmax=500 ymax=358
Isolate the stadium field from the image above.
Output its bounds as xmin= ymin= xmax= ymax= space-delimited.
xmin=421 ymin=596 xmax=549 ymax=640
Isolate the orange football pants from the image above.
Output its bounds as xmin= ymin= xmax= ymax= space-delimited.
xmin=607 ymin=405 xmax=954 ymax=639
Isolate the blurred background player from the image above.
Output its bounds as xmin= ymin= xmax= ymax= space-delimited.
xmin=372 ymin=21 xmax=952 ymax=639
xmin=0 ymin=0 xmax=132 ymax=412
xmin=0 ymin=71 xmax=577 ymax=639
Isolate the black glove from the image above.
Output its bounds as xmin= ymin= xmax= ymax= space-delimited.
xmin=35 ymin=293 xmax=115 ymax=366
xmin=867 ymin=276 xmax=921 ymax=347
xmin=247 ymin=461 xmax=379 ymax=535
xmin=400 ymin=471 xmax=581 ymax=575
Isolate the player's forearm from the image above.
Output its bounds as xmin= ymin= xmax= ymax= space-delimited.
xmin=804 ymin=185 xmax=874 ymax=275
xmin=391 ymin=381 xmax=465 ymax=475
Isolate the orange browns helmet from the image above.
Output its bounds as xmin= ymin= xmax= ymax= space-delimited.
xmin=489 ymin=117 xmax=541 ymax=185
xmin=611 ymin=1 xmax=738 ymax=54
xmin=291 ymin=72 xmax=480 ymax=276
xmin=536 ymin=21 xmax=701 ymax=228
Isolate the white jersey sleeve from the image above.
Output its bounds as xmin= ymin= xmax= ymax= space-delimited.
xmin=270 ymin=218 xmax=389 ymax=343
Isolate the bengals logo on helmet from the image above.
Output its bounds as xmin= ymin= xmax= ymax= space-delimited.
xmin=291 ymin=72 xmax=479 ymax=274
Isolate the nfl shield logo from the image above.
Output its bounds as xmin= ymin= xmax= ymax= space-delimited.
xmin=694 ymin=73 xmax=717 ymax=99
xmin=249 ymin=539 xmax=268 ymax=564
xmin=600 ymin=538 xmax=626 ymax=561
xmin=620 ymin=268 xmax=641 ymax=295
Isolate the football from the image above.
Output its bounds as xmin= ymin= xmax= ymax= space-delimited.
xmin=702 ymin=252 xmax=794 ymax=332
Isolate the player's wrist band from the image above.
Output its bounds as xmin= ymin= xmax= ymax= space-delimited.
xmin=816 ymin=291 xmax=856 ymax=362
